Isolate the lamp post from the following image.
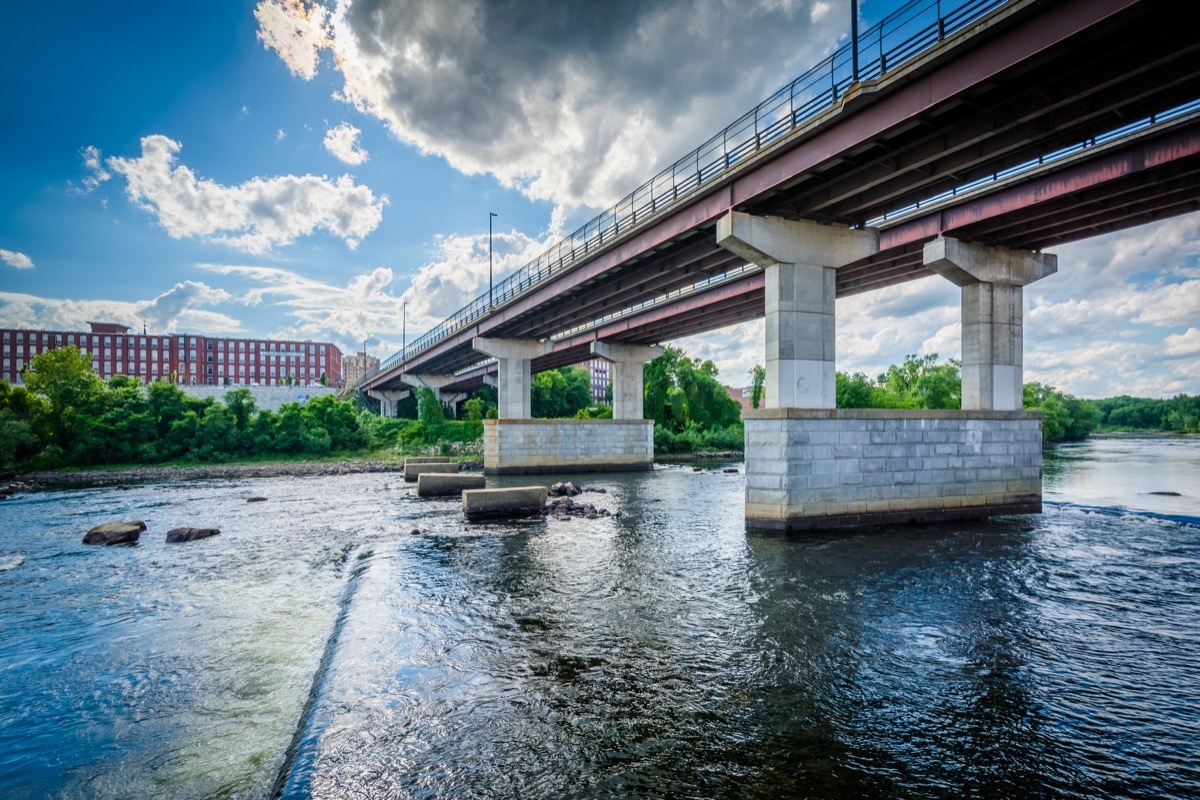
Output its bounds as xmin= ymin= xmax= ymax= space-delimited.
xmin=401 ymin=300 xmax=407 ymax=373
xmin=850 ymin=0 xmax=859 ymax=84
xmin=489 ymin=212 xmax=498 ymax=307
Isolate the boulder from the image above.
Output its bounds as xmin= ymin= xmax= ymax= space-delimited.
xmin=83 ymin=520 xmax=145 ymax=546
xmin=165 ymin=527 xmax=220 ymax=543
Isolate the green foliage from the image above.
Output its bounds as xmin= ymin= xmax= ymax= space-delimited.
xmin=644 ymin=347 xmax=742 ymax=433
xmin=574 ymin=404 xmax=613 ymax=419
xmin=462 ymin=397 xmax=485 ymax=422
xmin=531 ymin=367 xmax=592 ymax=418
xmin=653 ymin=422 xmax=744 ymax=455
xmin=416 ymin=387 xmax=445 ymax=424
xmin=1094 ymin=394 xmax=1200 ymax=433
xmin=749 ymin=364 xmax=765 ymax=409
xmin=833 ymin=354 xmax=962 ymax=410
xmin=0 ymin=409 xmax=36 ymax=469
xmin=1023 ymin=382 xmax=1101 ymax=442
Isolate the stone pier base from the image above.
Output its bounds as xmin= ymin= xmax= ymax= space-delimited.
xmin=483 ymin=419 xmax=654 ymax=474
xmin=744 ymin=409 xmax=1043 ymax=532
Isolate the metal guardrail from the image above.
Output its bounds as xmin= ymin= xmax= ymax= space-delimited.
xmin=365 ymin=0 xmax=1009 ymax=383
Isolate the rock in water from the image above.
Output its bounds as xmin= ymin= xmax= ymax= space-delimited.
xmin=1150 ymin=491 xmax=1182 ymax=496
xmin=165 ymin=527 xmax=220 ymax=543
xmin=247 ymin=496 xmax=268 ymax=503
xmin=83 ymin=520 xmax=146 ymax=546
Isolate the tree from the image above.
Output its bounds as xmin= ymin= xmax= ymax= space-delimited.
xmin=749 ymin=364 xmax=765 ymax=409
xmin=23 ymin=346 xmax=105 ymax=449
xmin=531 ymin=367 xmax=592 ymax=418
xmin=0 ymin=409 xmax=35 ymax=469
xmin=416 ymin=387 xmax=445 ymax=424
xmin=1023 ymin=381 xmax=1100 ymax=442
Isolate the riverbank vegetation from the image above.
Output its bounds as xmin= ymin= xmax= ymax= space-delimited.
xmin=2 ymin=346 xmax=1195 ymax=470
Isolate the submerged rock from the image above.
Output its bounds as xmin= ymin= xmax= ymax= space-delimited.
xmin=247 ymin=496 xmax=268 ymax=503
xmin=83 ymin=520 xmax=145 ymax=546
xmin=165 ymin=527 xmax=220 ymax=543
xmin=1150 ymin=491 xmax=1182 ymax=496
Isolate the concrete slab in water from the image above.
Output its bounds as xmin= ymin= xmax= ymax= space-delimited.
xmin=462 ymin=486 xmax=547 ymax=520
xmin=418 ymin=473 xmax=486 ymax=497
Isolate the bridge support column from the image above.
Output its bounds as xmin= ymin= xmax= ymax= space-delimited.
xmin=716 ymin=212 xmax=878 ymax=408
xmin=923 ymin=237 xmax=1057 ymax=410
xmin=366 ymin=389 xmax=408 ymax=417
xmin=400 ymin=373 xmax=461 ymax=418
xmin=590 ymin=342 xmax=663 ymax=419
xmin=472 ymin=338 xmax=554 ymax=419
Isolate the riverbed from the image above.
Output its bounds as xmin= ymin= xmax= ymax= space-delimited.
xmin=1 ymin=438 xmax=1197 ymax=798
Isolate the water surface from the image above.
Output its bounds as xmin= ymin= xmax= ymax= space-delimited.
xmin=1 ymin=440 xmax=1197 ymax=798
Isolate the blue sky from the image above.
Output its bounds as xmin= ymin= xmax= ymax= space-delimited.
xmin=1 ymin=0 xmax=1197 ymax=398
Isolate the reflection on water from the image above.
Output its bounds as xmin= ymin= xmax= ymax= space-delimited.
xmin=1 ymin=439 xmax=1198 ymax=799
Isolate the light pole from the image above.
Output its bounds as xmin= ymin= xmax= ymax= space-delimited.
xmin=489 ymin=212 xmax=498 ymax=307
xmin=401 ymin=300 xmax=407 ymax=373
xmin=850 ymin=0 xmax=859 ymax=84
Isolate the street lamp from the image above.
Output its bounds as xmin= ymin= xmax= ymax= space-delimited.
xmin=489 ymin=212 xmax=498 ymax=307
xmin=850 ymin=0 xmax=859 ymax=84
xmin=401 ymin=300 xmax=407 ymax=373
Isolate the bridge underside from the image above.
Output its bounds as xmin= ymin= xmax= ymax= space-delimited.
xmin=361 ymin=0 xmax=1199 ymax=528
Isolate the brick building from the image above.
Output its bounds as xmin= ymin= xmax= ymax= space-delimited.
xmin=341 ymin=351 xmax=380 ymax=386
xmin=1 ymin=322 xmax=342 ymax=387
xmin=587 ymin=358 xmax=611 ymax=403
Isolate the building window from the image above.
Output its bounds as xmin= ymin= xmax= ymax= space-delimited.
xmin=206 ymin=341 xmax=213 ymax=350
xmin=206 ymin=365 xmax=213 ymax=375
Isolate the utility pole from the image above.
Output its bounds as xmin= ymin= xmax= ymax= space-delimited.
xmin=851 ymin=0 xmax=859 ymax=84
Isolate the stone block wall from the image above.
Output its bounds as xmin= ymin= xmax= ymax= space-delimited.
xmin=744 ymin=408 xmax=1042 ymax=531
xmin=179 ymin=385 xmax=337 ymax=412
xmin=483 ymin=419 xmax=654 ymax=474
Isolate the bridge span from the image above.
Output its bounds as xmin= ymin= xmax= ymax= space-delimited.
xmin=363 ymin=0 xmax=1200 ymax=530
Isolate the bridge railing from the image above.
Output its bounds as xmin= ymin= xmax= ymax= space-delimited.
xmin=366 ymin=0 xmax=1009 ymax=382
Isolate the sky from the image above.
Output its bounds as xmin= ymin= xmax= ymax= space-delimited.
xmin=1 ymin=0 xmax=1196 ymax=399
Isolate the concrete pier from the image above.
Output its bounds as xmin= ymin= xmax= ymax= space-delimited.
xmin=403 ymin=461 xmax=461 ymax=482
xmin=462 ymin=486 xmax=548 ymax=520
xmin=404 ymin=456 xmax=452 ymax=465
xmin=417 ymin=473 xmax=486 ymax=497
xmin=744 ymin=409 xmax=1042 ymax=531
xmin=483 ymin=419 xmax=653 ymax=474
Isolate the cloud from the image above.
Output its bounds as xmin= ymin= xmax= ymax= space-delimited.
xmin=105 ymin=135 xmax=387 ymax=253
xmin=256 ymin=0 xmax=843 ymax=209
xmin=0 ymin=282 xmax=243 ymax=334
xmin=277 ymin=128 xmax=287 ymax=140
xmin=195 ymin=212 xmax=565 ymax=351
xmin=0 ymin=249 xmax=34 ymax=269
xmin=1163 ymin=327 xmax=1200 ymax=358
xmin=323 ymin=121 xmax=369 ymax=165
xmin=255 ymin=0 xmax=331 ymax=80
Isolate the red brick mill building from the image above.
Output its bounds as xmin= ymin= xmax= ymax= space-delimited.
xmin=1 ymin=322 xmax=342 ymax=387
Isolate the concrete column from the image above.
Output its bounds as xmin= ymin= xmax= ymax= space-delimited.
xmin=400 ymin=373 xmax=461 ymax=416
xmin=717 ymin=212 xmax=878 ymax=408
xmin=590 ymin=341 xmax=663 ymax=420
xmin=366 ymin=388 xmax=408 ymax=417
xmin=472 ymin=337 xmax=554 ymax=419
xmin=924 ymin=237 xmax=1057 ymax=411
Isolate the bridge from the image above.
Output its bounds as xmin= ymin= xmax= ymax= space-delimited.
xmin=362 ymin=0 xmax=1200 ymax=530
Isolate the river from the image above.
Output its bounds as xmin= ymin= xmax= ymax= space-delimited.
xmin=0 ymin=437 xmax=1197 ymax=799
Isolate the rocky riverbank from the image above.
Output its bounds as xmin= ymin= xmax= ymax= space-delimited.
xmin=3 ymin=459 xmax=482 ymax=494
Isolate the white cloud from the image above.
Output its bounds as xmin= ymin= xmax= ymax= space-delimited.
xmin=256 ymin=0 xmax=843 ymax=210
xmin=1163 ymin=327 xmax=1200 ymax=358
xmin=277 ymin=128 xmax=287 ymax=140
xmin=105 ymin=134 xmax=387 ymax=254
xmin=0 ymin=282 xmax=243 ymax=334
xmin=254 ymin=0 xmax=331 ymax=81
xmin=323 ymin=122 xmax=369 ymax=165
xmin=81 ymin=145 xmax=111 ymax=192
xmin=0 ymin=249 xmax=34 ymax=269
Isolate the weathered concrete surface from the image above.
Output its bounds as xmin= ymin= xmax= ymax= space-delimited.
xmin=590 ymin=341 xmax=663 ymax=420
xmin=417 ymin=473 xmax=486 ymax=497
xmin=716 ymin=212 xmax=878 ymax=409
xmin=471 ymin=338 xmax=555 ymax=419
xmin=83 ymin=520 xmax=145 ymax=546
xmin=483 ymin=419 xmax=653 ymax=474
xmin=744 ymin=408 xmax=1043 ymax=531
xmin=403 ymin=461 xmax=462 ymax=482
xmin=462 ymin=486 xmax=548 ymax=519
xmin=925 ymin=237 xmax=1057 ymax=411
xmin=403 ymin=456 xmax=452 ymax=465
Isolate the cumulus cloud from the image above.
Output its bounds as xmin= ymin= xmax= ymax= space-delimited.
xmin=255 ymin=0 xmax=331 ymax=80
xmin=0 ymin=249 xmax=34 ymax=269
xmin=323 ymin=121 xmax=369 ymax=165
xmin=197 ymin=213 xmax=564 ymax=351
xmin=105 ymin=135 xmax=387 ymax=253
xmin=0 ymin=282 xmax=243 ymax=334
xmin=255 ymin=0 xmax=843 ymax=209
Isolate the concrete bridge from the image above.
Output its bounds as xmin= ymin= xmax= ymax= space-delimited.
xmin=363 ymin=0 xmax=1200 ymax=530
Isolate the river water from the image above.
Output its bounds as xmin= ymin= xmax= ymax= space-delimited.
xmin=0 ymin=438 xmax=1197 ymax=799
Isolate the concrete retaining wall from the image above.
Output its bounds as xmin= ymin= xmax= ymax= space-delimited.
xmin=744 ymin=408 xmax=1043 ymax=531
xmin=179 ymin=385 xmax=337 ymax=412
xmin=483 ymin=419 xmax=654 ymax=474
